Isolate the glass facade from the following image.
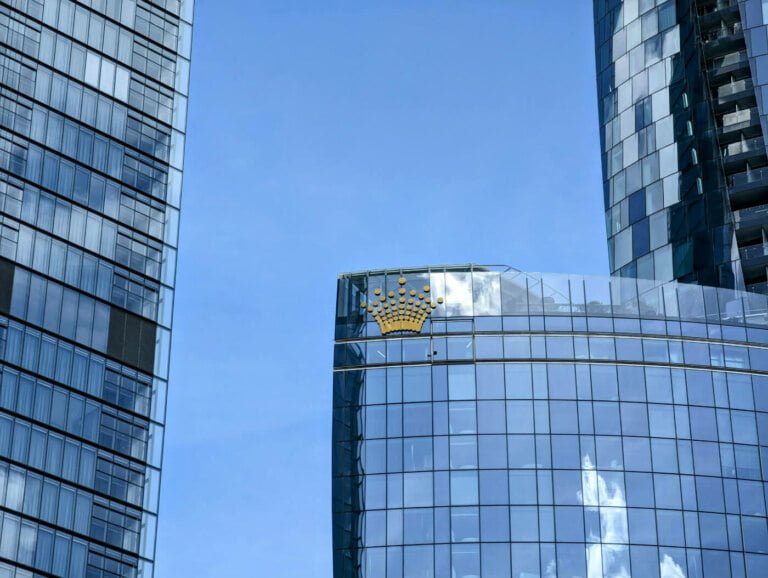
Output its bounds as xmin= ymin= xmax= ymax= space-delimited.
xmin=334 ymin=265 xmax=768 ymax=577
xmin=0 ymin=1 xmax=192 ymax=576
xmin=594 ymin=0 xmax=768 ymax=294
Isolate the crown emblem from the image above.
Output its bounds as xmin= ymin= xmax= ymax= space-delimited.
xmin=361 ymin=277 xmax=444 ymax=335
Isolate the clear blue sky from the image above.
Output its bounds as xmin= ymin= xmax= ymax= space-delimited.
xmin=156 ymin=2 xmax=606 ymax=576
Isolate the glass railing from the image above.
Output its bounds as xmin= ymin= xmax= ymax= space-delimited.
xmin=734 ymin=203 xmax=768 ymax=224
xmin=723 ymin=136 xmax=765 ymax=157
xmin=740 ymin=243 xmax=768 ymax=261
xmin=722 ymin=107 xmax=758 ymax=128
xmin=747 ymin=281 xmax=768 ymax=294
xmin=712 ymin=51 xmax=748 ymax=70
xmin=699 ymin=0 xmax=739 ymax=14
xmin=338 ymin=268 xmax=768 ymax=327
xmin=719 ymin=79 xmax=753 ymax=99
xmin=703 ymin=22 xmax=743 ymax=42
xmin=730 ymin=167 xmax=768 ymax=187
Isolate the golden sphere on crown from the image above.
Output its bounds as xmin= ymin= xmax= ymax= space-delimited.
xmin=388 ymin=291 xmax=395 ymax=298
xmin=399 ymin=277 xmax=407 ymax=285
xmin=399 ymin=288 xmax=406 ymax=295
xmin=423 ymin=285 xmax=430 ymax=292
xmin=374 ymin=288 xmax=381 ymax=296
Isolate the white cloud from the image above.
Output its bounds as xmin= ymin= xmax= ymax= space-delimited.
xmin=660 ymin=554 xmax=686 ymax=578
xmin=580 ymin=456 xmax=630 ymax=578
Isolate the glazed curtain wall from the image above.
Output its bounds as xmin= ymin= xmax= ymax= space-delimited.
xmin=0 ymin=1 xmax=193 ymax=577
xmin=333 ymin=267 xmax=768 ymax=578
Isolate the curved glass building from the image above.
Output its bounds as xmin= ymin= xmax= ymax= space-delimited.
xmin=334 ymin=265 xmax=768 ymax=577
xmin=594 ymin=0 xmax=768 ymax=293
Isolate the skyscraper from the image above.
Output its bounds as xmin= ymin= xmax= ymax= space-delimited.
xmin=333 ymin=265 xmax=768 ymax=578
xmin=594 ymin=0 xmax=768 ymax=294
xmin=0 ymin=1 xmax=192 ymax=576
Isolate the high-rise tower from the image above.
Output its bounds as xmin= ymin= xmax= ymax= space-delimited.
xmin=594 ymin=0 xmax=768 ymax=294
xmin=0 ymin=1 xmax=192 ymax=576
xmin=333 ymin=265 xmax=768 ymax=578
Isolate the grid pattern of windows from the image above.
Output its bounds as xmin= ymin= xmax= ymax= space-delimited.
xmin=594 ymin=0 xmax=768 ymax=293
xmin=333 ymin=268 xmax=768 ymax=578
xmin=0 ymin=0 xmax=192 ymax=576
xmin=595 ymin=0 xmax=680 ymax=283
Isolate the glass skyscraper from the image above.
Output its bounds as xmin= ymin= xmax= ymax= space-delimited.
xmin=594 ymin=0 xmax=768 ymax=294
xmin=0 ymin=1 xmax=192 ymax=576
xmin=334 ymin=265 xmax=768 ymax=578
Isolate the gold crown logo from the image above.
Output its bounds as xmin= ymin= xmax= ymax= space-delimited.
xmin=361 ymin=277 xmax=444 ymax=335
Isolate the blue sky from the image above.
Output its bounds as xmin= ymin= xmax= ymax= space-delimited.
xmin=156 ymin=2 xmax=606 ymax=576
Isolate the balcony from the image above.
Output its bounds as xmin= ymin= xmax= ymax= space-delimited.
xmin=698 ymin=0 xmax=739 ymax=15
xmin=703 ymin=22 xmax=744 ymax=56
xmin=716 ymin=78 xmax=756 ymax=109
xmin=723 ymin=135 xmax=766 ymax=157
xmin=740 ymin=243 xmax=768 ymax=259
xmin=734 ymin=203 xmax=768 ymax=241
xmin=747 ymin=281 xmax=768 ymax=294
xmin=719 ymin=79 xmax=753 ymax=99
xmin=731 ymin=167 xmax=768 ymax=187
xmin=722 ymin=135 xmax=768 ymax=171
xmin=734 ymin=202 xmax=768 ymax=224
xmin=720 ymin=107 xmax=762 ymax=142
xmin=723 ymin=107 xmax=759 ymax=128
xmin=728 ymin=166 xmax=768 ymax=207
xmin=739 ymin=244 xmax=768 ymax=282
xmin=709 ymin=50 xmax=750 ymax=79
xmin=699 ymin=2 xmax=741 ymax=29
